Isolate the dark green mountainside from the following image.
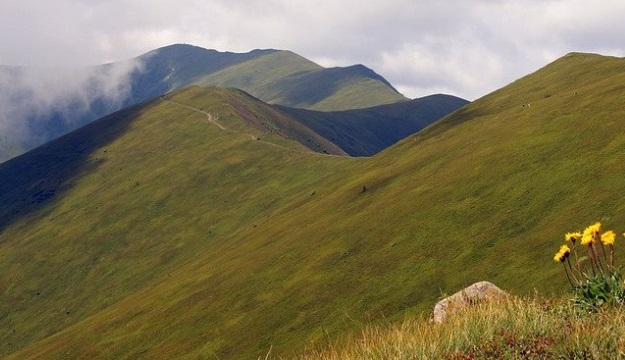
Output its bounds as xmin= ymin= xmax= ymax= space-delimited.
xmin=280 ymin=94 xmax=469 ymax=156
xmin=3 ymin=52 xmax=625 ymax=359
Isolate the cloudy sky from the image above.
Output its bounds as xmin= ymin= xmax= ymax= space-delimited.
xmin=1 ymin=0 xmax=625 ymax=100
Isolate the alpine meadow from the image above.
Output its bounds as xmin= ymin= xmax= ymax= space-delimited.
xmin=3 ymin=50 xmax=625 ymax=359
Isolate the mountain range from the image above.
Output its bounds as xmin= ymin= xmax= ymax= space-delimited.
xmin=3 ymin=48 xmax=625 ymax=359
xmin=0 ymin=44 xmax=466 ymax=162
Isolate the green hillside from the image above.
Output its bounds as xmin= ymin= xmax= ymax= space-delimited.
xmin=195 ymin=50 xmax=408 ymax=111
xmin=135 ymin=44 xmax=407 ymax=111
xmin=194 ymin=50 xmax=323 ymax=95
xmin=3 ymin=52 xmax=625 ymax=359
xmin=0 ymin=87 xmax=354 ymax=359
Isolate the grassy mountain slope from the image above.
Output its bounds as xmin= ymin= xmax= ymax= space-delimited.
xmin=193 ymin=50 xmax=407 ymax=111
xmin=4 ymin=52 xmax=625 ymax=359
xmin=162 ymin=86 xmax=347 ymax=156
xmin=194 ymin=50 xmax=322 ymax=95
xmin=280 ymin=94 xmax=469 ymax=156
xmin=0 ymin=86 xmax=354 ymax=359
xmin=264 ymin=64 xmax=406 ymax=111
xmin=127 ymin=44 xmax=279 ymax=105
xmin=135 ymin=44 xmax=407 ymax=111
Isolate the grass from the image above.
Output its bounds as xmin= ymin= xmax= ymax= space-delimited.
xmin=163 ymin=86 xmax=347 ymax=155
xmin=297 ymin=295 xmax=625 ymax=359
xmin=197 ymin=50 xmax=323 ymax=95
xmin=258 ymin=64 xmax=408 ymax=111
xmin=2 ymin=52 xmax=625 ymax=358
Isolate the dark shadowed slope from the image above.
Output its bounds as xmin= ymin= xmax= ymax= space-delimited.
xmin=280 ymin=94 xmax=469 ymax=156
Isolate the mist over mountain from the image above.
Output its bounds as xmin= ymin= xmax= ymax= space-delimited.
xmin=0 ymin=60 xmax=142 ymax=162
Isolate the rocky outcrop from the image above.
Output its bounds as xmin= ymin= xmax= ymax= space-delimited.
xmin=433 ymin=281 xmax=507 ymax=323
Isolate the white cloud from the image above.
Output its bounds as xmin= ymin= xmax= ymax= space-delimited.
xmin=1 ymin=0 xmax=625 ymax=100
xmin=0 ymin=59 xmax=143 ymax=150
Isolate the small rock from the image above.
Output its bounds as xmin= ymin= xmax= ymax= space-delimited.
xmin=433 ymin=281 xmax=507 ymax=323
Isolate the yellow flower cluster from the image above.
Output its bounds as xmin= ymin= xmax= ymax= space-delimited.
xmin=553 ymin=244 xmax=571 ymax=263
xmin=581 ymin=222 xmax=602 ymax=246
xmin=556 ymin=220 xmax=623 ymax=291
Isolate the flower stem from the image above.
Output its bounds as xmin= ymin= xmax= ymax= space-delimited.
xmin=599 ymin=241 xmax=609 ymax=268
xmin=572 ymin=243 xmax=583 ymax=278
xmin=567 ymin=257 xmax=579 ymax=286
xmin=563 ymin=262 xmax=575 ymax=290
xmin=610 ymin=244 xmax=615 ymax=268
xmin=589 ymin=244 xmax=603 ymax=275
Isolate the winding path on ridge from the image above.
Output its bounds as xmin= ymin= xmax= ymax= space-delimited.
xmin=160 ymin=96 xmax=349 ymax=157
xmin=160 ymin=96 xmax=226 ymax=131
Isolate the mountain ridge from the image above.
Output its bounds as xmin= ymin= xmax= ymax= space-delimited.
xmin=0 ymin=43 xmax=448 ymax=164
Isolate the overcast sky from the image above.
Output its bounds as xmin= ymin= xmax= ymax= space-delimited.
xmin=1 ymin=0 xmax=625 ymax=100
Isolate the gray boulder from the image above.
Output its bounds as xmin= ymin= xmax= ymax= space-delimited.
xmin=433 ymin=281 xmax=507 ymax=323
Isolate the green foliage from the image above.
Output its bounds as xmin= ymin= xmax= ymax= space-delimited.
xmin=573 ymin=270 xmax=625 ymax=311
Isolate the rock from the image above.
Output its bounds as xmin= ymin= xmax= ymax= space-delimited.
xmin=433 ymin=281 xmax=507 ymax=324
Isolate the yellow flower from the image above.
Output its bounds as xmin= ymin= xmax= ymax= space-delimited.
xmin=554 ymin=252 xmax=563 ymax=262
xmin=587 ymin=222 xmax=602 ymax=237
xmin=553 ymin=245 xmax=571 ymax=262
xmin=581 ymin=222 xmax=601 ymax=246
xmin=601 ymin=231 xmax=616 ymax=246
xmin=565 ymin=232 xmax=582 ymax=243
xmin=581 ymin=232 xmax=595 ymax=246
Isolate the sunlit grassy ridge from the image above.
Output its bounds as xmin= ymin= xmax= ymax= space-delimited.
xmin=196 ymin=51 xmax=407 ymax=111
xmin=149 ymin=45 xmax=408 ymax=111
xmin=3 ymin=52 xmax=625 ymax=359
